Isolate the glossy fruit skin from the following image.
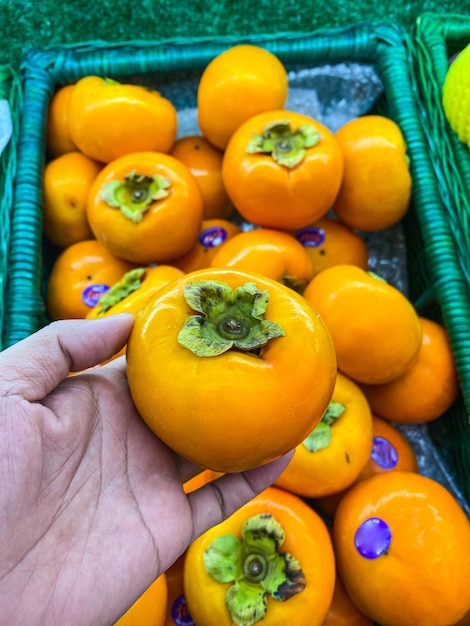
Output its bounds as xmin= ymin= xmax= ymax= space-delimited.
xmin=183 ymin=469 xmax=223 ymax=494
xmin=46 ymin=84 xmax=77 ymax=157
xmin=183 ymin=486 xmax=336 ymax=626
xmin=85 ymin=264 xmax=184 ymax=364
xmin=303 ymin=264 xmax=422 ymax=384
xmin=172 ymin=218 xmax=241 ymax=273
xmin=42 ymin=151 xmax=102 ymax=248
xmin=313 ymin=414 xmax=419 ymax=518
xmin=332 ymin=115 xmax=412 ymax=231
xmin=68 ymin=76 xmax=178 ymax=163
xmin=333 ymin=472 xmax=470 ymax=626
xmin=170 ymin=135 xmax=233 ymax=219
xmin=356 ymin=415 xmax=418 ymax=480
xmin=126 ymin=267 xmax=337 ymax=472
xmin=86 ymin=151 xmax=204 ymax=265
xmin=197 ymin=44 xmax=288 ymax=151
xmin=360 ymin=317 xmax=460 ymax=423
xmin=274 ymin=372 xmax=373 ymax=498
xmin=293 ymin=216 xmax=368 ymax=276
xmin=46 ymin=240 xmax=135 ymax=320
xmin=115 ymin=573 xmax=167 ymax=626
xmin=209 ymin=227 xmax=314 ymax=288
xmin=323 ymin=573 xmax=374 ymax=626
xmin=86 ymin=265 xmax=184 ymax=321
xmin=222 ymin=110 xmax=344 ymax=230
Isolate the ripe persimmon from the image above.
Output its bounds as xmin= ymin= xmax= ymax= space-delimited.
xmin=171 ymin=218 xmax=241 ymax=273
xmin=360 ymin=317 xmax=460 ymax=423
xmin=86 ymin=152 xmax=203 ymax=265
xmin=303 ymin=264 xmax=422 ymax=384
xmin=333 ymin=472 xmax=470 ymax=626
xmin=184 ymin=486 xmax=336 ymax=625
xmin=222 ymin=110 xmax=343 ymax=230
xmin=42 ymin=151 xmax=101 ymax=248
xmin=68 ymin=76 xmax=177 ymax=163
xmin=323 ymin=572 xmax=373 ymax=626
xmin=209 ymin=227 xmax=314 ymax=291
xmin=332 ymin=115 xmax=412 ymax=231
xmin=292 ymin=216 xmax=368 ymax=276
xmin=45 ymin=83 xmax=77 ymax=157
xmin=126 ymin=267 xmax=336 ymax=472
xmin=274 ymin=372 xmax=373 ymax=498
xmin=313 ymin=414 xmax=418 ymax=518
xmin=170 ymin=135 xmax=233 ymax=219
xmin=46 ymin=240 xmax=135 ymax=320
xmin=197 ymin=44 xmax=288 ymax=150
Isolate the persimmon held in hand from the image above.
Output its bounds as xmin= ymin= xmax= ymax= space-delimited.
xmin=126 ymin=267 xmax=336 ymax=472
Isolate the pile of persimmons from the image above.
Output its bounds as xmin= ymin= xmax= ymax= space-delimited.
xmin=43 ymin=44 xmax=470 ymax=626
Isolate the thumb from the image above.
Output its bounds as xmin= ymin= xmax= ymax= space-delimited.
xmin=0 ymin=314 xmax=134 ymax=401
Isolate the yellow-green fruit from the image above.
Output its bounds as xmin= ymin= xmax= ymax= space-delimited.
xmin=442 ymin=43 xmax=470 ymax=149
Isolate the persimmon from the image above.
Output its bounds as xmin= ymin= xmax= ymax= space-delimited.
xmin=86 ymin=265 xmax=184 ymax=321
xmin=68 ymin=76 xmax=178 ymax=163
xmin=333 ymin=472 xmax=470 ymax=626
xmin=46 ymin=83 xmax=77 ymax=157
xmin=86 ymin=151 xmax=203 ymax=265
xmin=85 ymin=265 xmax=184 ymax=364
xmin=183 ymin=469 xmax=224 ymax=494
xmin=183 ymin=486 xmax=336 ymax=626
xmin=197 ymin=44 xmax=288 ymax=150
xmin=313 ymin=414 xmax=418 ymax=518
xmin=171 ymin=218 xmax=241 ymax=273
xmin=126 ymin=267 xmax=336 ymax=472
xmin=222 ymin=110 xmax=344 ymax=230
xmin=332 ymin=115 xmax=412 ymax=231
xmin=323 ymin=572 xmax=373 ymax=626
xmin=274 ymin=372 xmax=373 ymax=498
xmin=293 ymin=216 xmax=368 ymax=275
xmin=360 ymin=317 xmax=460 ymax=423
xmin=42 ymin=151 xmax=101 ymax=248
xmin=46 ymin=240 xmax=135 ymax=320
xmin=170 ymin=134 xmax=233 ymax=218
xmin=114 ymin=574 xmax=167 ymax=626
xmin=209 ymin=227 xmax=314 ymax=291
xmin=303 ymin=264 xmax=422 ymax=384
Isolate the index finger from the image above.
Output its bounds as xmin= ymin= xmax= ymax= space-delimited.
xmin=0 ymin=314 xmax=134 ymax=401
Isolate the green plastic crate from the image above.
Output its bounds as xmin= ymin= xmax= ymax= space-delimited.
xmin=2 ymin=23 xmax=470 ymax=508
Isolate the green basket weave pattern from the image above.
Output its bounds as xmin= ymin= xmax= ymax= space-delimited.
xmin=0 ymin=65 xmax=22 ymax=349
xmin=413 ymin=12 xmax=470 ymax=291
xmin=3 ymin=23 xmax=470 ymax=507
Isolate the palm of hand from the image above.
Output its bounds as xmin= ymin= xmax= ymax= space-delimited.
xmin=1 ymin=359 xmax=192 ymax=625
xmin=0 ymin=315 xmax=292 ymax=625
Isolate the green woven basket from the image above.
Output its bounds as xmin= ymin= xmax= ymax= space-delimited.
xmin=412 ymin=12 xmax=470 ymax=504
xmin=3 ymin=23 xmax=470 ymax=508
xmin=413 ymin=12 xmax=470 ymax=291
xmin=0 ymin=65 xmax=21 ymax=347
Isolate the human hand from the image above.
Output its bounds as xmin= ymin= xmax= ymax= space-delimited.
xmin=0 ymin=314 xmax=293 ymax=625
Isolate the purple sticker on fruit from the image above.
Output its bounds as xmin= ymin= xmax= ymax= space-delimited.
xmin=295 ymin=227 xmax=326 ymax=248
xmin=371 ymin=436 xmax=399 ymax=469
xmin=199 ymin=226 xmax=227 ymax=248
xmin=81 ymin=284 xmax=110 ymax=308
xmin=354 ymin=517 xmax=392 ymax=559
xmin=170 ymin=594 xmax=195 ymax=625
